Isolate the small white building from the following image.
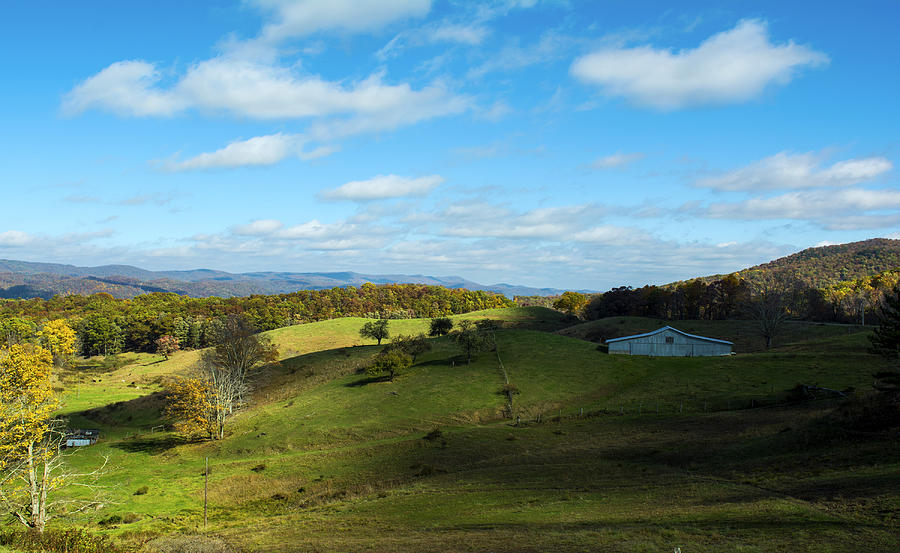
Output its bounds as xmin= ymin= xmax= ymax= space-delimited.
xmin=65 ymin=429 xmax=100 ymax=447
xmin=606 ymin=326 xmax=732 ymax=357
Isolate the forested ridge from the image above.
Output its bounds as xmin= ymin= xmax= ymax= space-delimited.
xmin=519 ymin=238 xmax=900 ymax=326
xmin=690 ymin=238 xmax=900 ymax=289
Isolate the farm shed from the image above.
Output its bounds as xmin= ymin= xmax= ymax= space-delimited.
xmin=606 ymin=326 xmax=732 ymax=357
xmin=65 ymin=429 xmax=100 ymax=447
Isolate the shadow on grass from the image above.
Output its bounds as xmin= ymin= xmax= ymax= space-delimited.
xmin=345 ymin=376 xmax=390 ymax=387
xmin=112 ymin=434 xmax=183 ymax=454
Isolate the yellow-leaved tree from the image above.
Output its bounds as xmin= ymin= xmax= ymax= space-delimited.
xmin=0 ymin=344 xmax=104 ymax=532
xmin=0 ymin=344 xmax=60 ymax=532
xmin=164 ymin=377 xmax=218 ymax=440
xmin=39 ymin=319 xmax=77 ymax=368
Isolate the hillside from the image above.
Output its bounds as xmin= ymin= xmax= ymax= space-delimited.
xmin=39 ymin=307 xmax=899 ymax=552
xmin=693 ymin=238 xmax=900 ymax=289
xmin=558 ymin=316 xmax=867 ymax=352
xmin=0 ymin=259 xmax=570 ymax=299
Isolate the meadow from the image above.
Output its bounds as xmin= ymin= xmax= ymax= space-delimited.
xmin=31 ymin=308 xmax=900 ymax=552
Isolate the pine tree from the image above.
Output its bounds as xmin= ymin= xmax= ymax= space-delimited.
xmin=870 ymin=285 xmax=900 ymax=360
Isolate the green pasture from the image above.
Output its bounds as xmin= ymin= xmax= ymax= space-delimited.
xmin=559 ymin=316 xmax=867 ymax=352
xmin=18 ymin=308 xmax=898 ymax=552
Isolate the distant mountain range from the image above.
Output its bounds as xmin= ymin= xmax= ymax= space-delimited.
xmin=2 ymin=238 xmax=897 ymax=301
xmin=0 ymin=259 xmax=574 ymax=299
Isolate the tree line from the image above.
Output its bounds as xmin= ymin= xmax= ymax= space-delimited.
xmin=530 ymin=270 xmax=900 ymax=326
xmin=0 ymin=284 xmax=513 ymax=356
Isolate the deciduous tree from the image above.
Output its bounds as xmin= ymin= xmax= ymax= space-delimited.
xmin=0 ymin=344 xmax=104 ymax=532
xmin=155 ymin=335 xmax=180 ymax=360
xmin=367 ymin=349 xmax=412 ymax=382
xmin=391 ymin=334 xmax=431 ymax=363
xmin=164 ymin=377 xmax=218 ymax=440
xmin=453 ymin=320 xmax=493 ymax=366
xmin=38 ymin=320 xmax=76 ymax=368
xmin=193 ymin=315 xmax=278 ymax=439
xmin=359 ymin=319 xmax=390 ymax=345
xmin=428 ymin=317 xmax=453 ymax=337
xmin=553 ymin=291 xmax=588 ymax=317
xmin=746 ymin=287 xmax=789 ymax=349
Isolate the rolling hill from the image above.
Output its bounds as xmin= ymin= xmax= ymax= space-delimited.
xmin=690 ymin=238 xmax=900 ymax=289
xmin=43 ymin=307 xmax=898 ymax=552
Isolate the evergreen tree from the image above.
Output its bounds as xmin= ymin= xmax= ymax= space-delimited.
xmin=870 ymin=285 xmax=900 ymax=360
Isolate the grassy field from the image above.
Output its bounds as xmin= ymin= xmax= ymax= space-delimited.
xmin=21 ymin=308 xmax=899 ymax=552
xmin=559 ymin=316 xmax=867 ymax=353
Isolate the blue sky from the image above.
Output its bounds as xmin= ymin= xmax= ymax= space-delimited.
xmin=1 ymin=1 xmax=898 ymax=290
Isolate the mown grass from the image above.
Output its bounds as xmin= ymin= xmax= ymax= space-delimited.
xmin=24 ymin=308 xmax=899 ymax=552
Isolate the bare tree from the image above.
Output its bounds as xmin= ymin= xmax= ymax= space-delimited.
xmin=195 ymin=315 xmax=278 ymax=438
xmin=747 ymin=287 xmax=789 ymax=349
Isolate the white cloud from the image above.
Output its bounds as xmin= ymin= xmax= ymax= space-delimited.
xmin=820 ymin=214 xmax=900 ymax=231
xmin=232 ymin=219 xmax=284 ymax=236
xmin=591 ymin=152 xmax=645 ymax=169
xmin=469 ymin=30 xmax=575 ymax=78
xmin=62 ymin=61 xmax=184 ymax=117
xmin=571 ymin=19 xmax=829 ymax=109
xmin=0 ymin=230 xmax=33 ymax=247
xmin=66 ymin=58 xmax=469 ymax=125
xmin=573 ymin=225 xmax=651 ymax=245
xmin=161 ymin=133 xmax=304 ymax=171
xmin=431 ymin=23 xmax=488 ymax=45
xmin=696 ymin=151 xmax=892 ymax=191
xmin=255 ymin=0 xmax=431 ymax=41
xmin=158 ymin=134 xmax=339 ymax=172
xmin=276 ymin=220 xmax=333 ymax=239
xmin=699 ymin=188 xmax=900 ymax=227
xmin=320 ymin=174 xmax=444 ymax=201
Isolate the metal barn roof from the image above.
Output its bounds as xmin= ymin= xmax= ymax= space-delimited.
xmin=605 ymin=326 xmax=733 ymax=345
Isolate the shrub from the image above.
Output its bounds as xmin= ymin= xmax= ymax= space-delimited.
xmin=134 ymin=485 xmax=149 ymax=495
xmin=422 ymin=428 xmax=443 ymax=442
xmin=0 ymin=528 xmax=123 ymax=553
xmin=251 ymin=463 xmax=266 ymax=472
xmin=122 ymin=512 xmax=141 ymax=524
xmin=99 ymin=514 xmax=123 ymax=526
xmin=833 ymin=391 xmax=900 ymax=431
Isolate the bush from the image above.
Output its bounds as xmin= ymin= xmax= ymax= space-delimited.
xmin=0 ymin=528 xmax=125 ymax=553
xmin=833 ymin=391 xmax=900 ymax=431
xmin=422 ymin=428 xmax=443 ymax=442
xmin=99 ymin=514 xmax=123 ymax=526
xmin=122 ymin=512 xmax=141 ymax=524
xmin=134 ymin=485 xmax=149 ymax=495
xmin=251 ymin=463 xmax=266 ymax=472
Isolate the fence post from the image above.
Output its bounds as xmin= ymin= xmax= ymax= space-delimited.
xmin=204 ymin=457 xmax=208 ymax=531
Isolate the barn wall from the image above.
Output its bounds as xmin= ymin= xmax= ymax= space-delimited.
xmin=608 ymin=328 xmax=731 ymax=356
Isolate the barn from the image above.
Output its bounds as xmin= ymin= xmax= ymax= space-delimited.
xmin=606 ymin=326 xmax=732 ymax=357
